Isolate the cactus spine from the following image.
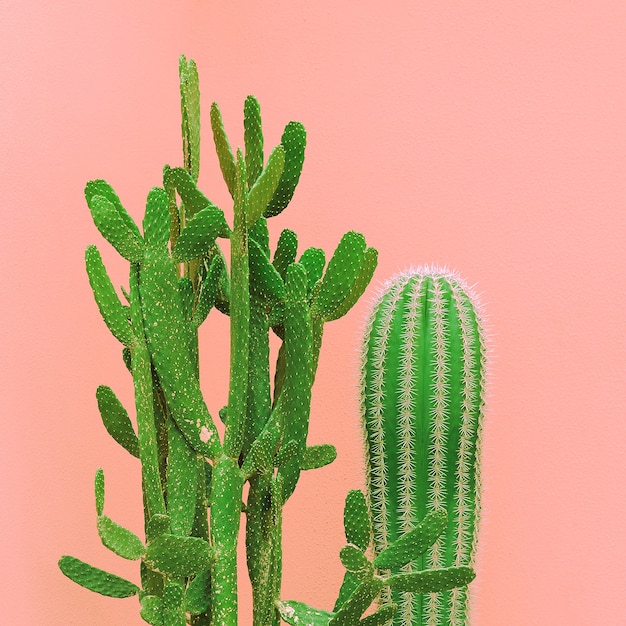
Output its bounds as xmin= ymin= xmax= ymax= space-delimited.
xmin=360 ymin=267 xmax=487 ymax=625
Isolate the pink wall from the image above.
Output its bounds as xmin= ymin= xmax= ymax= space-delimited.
xmin=2 ymin=1 xmax=626 ymax=624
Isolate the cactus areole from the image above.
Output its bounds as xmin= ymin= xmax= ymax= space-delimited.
xmin=360 ymin=267 xmax=488 ymax=625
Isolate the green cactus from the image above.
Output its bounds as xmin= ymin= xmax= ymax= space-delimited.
xmin=58 ymin=556 xmax=140 ymax=598
xmin=360 ymin=267 xmax=487 ymax=625
xmin=58 ymin=55 xmax=481 ymax=626
xmin=281 ymin=489 xmax=475 ymax=626
xmin=58 ymin=56 xmax=379 ymax=626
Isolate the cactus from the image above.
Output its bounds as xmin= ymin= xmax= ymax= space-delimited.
xmin=279 ymin=489 xmax=475 ymax=626
xmin=58 ymin=56 xmax=380 ymax=625
xmin=359 ymin=267 xmax=487 ymax=625
xmin=58 ymin=55 xmax=481 ymax=626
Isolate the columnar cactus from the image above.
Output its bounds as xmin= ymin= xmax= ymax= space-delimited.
xmin=360 ymin=267 xmax=488 ymax=625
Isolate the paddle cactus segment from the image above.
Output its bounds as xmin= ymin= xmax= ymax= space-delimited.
xmin=360 ymin=267 xmax=488 ymax=625
xmin=281 ymin=489 xmax=476 ymax=626
xmin=59 ymin=55 xmax=378 ymax=626
xmin=179 ymin=55 xmax=201 ymax=183
xmin=244 ymin=95 xmax=264 ymax=186
xmin=58 ymin=556 xmax=140 ymax=598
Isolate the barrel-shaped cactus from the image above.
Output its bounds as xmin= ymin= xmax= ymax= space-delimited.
xmin=360 ymin=266 xmax=487 ymax=625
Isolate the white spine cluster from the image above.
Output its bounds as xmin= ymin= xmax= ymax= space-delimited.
xmin=362 ymin=274 xmax=410 ymax=555
xmin=448 ymin=282 xmax=479 ymax=624
xmin=425 ymin=276 xmax=450 ymax=626
xmin=397 ymin=276 xmax=425 ymax=626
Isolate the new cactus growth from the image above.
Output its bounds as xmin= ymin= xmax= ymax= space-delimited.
xmin=360 ymin=267 xmax=487 ymax=625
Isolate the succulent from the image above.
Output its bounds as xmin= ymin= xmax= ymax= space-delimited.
xmin=279 ymin=489 xmax=475 ymax=626
xmin=359 ymin=267 xmax=488 ymax=625
xmin=58 ymin=56 xmax=483 ymax=626
xmin=58 ymin=56 xmax=378 ymax=625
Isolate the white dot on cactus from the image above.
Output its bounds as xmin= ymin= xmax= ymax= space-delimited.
xmin=200 ymin=426 xmax=211 ymax=443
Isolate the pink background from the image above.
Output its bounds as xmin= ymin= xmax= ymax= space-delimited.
xmin=2 ymin=1 xmax=626 ymax=624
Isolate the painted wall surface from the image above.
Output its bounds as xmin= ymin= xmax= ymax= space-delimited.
xmin=2 ymin=1 xmax=625 ymax=624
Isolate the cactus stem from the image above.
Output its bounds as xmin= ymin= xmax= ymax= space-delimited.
xmin=361 ymin=266 xmax=488 ymax=626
